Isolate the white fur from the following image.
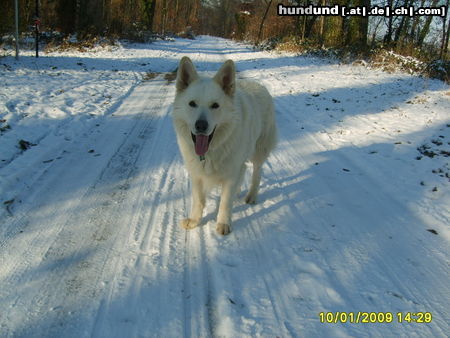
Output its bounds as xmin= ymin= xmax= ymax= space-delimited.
xmin=172 ymin=57 xmax=277 ymax=235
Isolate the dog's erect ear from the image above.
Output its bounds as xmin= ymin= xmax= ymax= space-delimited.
xmin=213 ymin=60 xmax=235 ymax=96
xmin=176 ymin=56 xmax=199 ymax=92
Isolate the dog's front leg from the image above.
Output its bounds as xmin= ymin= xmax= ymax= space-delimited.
xmin=181 ymin=177 xmax=205 ymax=230
xmin=216 ymin=178 xmax=239 ymax=235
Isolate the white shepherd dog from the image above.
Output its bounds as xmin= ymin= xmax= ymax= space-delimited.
xmin=172 ymin=57 xmax=277 ymax=235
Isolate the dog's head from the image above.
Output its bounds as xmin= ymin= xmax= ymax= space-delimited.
xmin=173 ymin=57 xmax=238 ymax=157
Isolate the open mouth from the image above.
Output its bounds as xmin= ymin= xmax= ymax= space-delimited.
xmin=191 ymin=128 xmax=215 ymax=156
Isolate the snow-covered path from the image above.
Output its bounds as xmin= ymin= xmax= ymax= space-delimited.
xmin=0 ymin=37 xmax=449 ymax=337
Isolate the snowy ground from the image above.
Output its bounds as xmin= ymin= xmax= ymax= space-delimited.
xmin=0 ymin=36 xmax=449 ymax=337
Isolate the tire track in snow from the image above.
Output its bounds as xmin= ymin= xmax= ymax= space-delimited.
xmin=178 ymin=36 xmax=236 ymax=338
xmin=90 ymin=71 xmax=200 ymax=336
xmin=0 ymin=77 xmax=174 ymax=336
xmin=91 ymin=38 xmax=226 ymax=337
xmin=180 ymin=36 xmax=271 ymax=336
xmin=89 ymin=79 xmax=185 ymax=336
xmin=177 ymin=40 xmax=315 ymax=336
xmin=183 ymin=229 xmax=215 ymax=338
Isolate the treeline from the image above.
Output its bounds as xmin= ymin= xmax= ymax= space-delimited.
xmin=239 ymin=0 xmax=449 ymax=60
xmin=1 ymin=0 xmax=448 ymax=60
xmin=0 ymin=0 xmax=202 ymax=37
xmin=371 ymin=0 xmax=449 ymax=59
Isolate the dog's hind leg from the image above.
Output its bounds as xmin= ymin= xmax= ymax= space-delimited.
xmin=181 ymin=177 xmax=205 ymax=230
xmin=245 ymin=160 xmax=262 ymax=204
xmin=235 ymin=163 xmax=246 ymax=197
xmin=245 ymin=119 xmax=277 ymax=204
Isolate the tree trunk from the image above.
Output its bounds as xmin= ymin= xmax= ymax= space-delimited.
xmin=439 ymin=0 xmax=449 ymax=59
xmin=319 ymin=0 xmax=326 ymax=47
xmin=161 ymin=0 xmax=168 ymax=34
xmin=359 ymin=0 xmax=370 ymax=48
xmin=256 ymin=0 xmax=273 ymax=45
xmin=410 ymin=0 xmax=426 ymax=43
xmin=443 ymin=5 xmax=450 ymax=60
xmin=393 ymin=0 xmax=410 ymax=45
xmin=445 ymin=18 xmax=450 ymax=60
xmin=417 ymin=0 xmax=439 ymax=47
xmin=370 ymin=16 xmax=383 ymax=48
xmin=384 ymin=0 xmax=393 ymax=43
xmin=346 ymin=0 xmax=369 ymax=50
xmin=142 ymin=0 xmax=156 ymax=31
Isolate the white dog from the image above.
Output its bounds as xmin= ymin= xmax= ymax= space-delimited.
xmin=172 ymin=57 xmax=277 ymax=235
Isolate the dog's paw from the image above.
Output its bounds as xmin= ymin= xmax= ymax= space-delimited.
xmin=245 ymin=193 xmax=257 ymax=205
xmin=216 ymin=223 xmax=231 ymax=235
xmin=181 ymin=218 xmax=200 ymax=230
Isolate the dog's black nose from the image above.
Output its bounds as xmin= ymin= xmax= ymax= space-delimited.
xmin=195 ymin=119 xmax=208 ymax=133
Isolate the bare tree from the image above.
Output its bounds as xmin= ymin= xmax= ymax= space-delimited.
xmin=256 ymin=0 xmax=273 ymax=45
xmin=409 ymin=0 xmax=426 ymax=44
xmin=384 ymin=0 xmax=394 ymax=43
xmin=393 ymin=0 xmax=411 ymax=44
xmin=440 ymin=0 xmax=450 ymax=59
xmin=346 ymin=0 xmax=370 ymax=49
xmin=142 ymin=0 xmax=157 ymax=31
xmin=417 ymin=0 xmax=440 ymax=47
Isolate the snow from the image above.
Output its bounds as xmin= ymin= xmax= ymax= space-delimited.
xmin=0 ymin=36 xmax=449 ymax=337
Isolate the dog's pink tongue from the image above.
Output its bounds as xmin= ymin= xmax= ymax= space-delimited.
xmin=195 ymin=134 xmax=209 ymax=156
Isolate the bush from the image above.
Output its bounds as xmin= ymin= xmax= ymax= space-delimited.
xmin=425 ymin=60 xmax=450 ymax=83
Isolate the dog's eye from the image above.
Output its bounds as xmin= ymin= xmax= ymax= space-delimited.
xmin=189 ymin=101 xmax=197 ymax=108
xmin=211 ymin=102 xmax=219 ymax=109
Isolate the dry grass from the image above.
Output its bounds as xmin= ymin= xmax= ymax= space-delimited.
xmin=164 ymin=71 xmax=177 ymax=83
xmin=143 ymin=72 xmax=160 ymax=81
xmin=44 ymin=36 xmax=118 ymax=53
